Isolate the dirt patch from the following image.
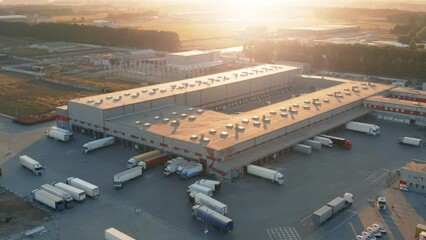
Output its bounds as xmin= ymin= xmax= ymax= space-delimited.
xmin=0 ymin=189 xmax=50 ymax=239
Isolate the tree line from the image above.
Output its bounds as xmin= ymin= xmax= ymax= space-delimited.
xmin=0 ymin=22 xmax=181 ymax=52
xmin=244 ymin=40 xmax=426 ymax=80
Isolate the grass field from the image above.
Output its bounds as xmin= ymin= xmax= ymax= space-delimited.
xmin=0 ymin=72 xmax=94 ymax=118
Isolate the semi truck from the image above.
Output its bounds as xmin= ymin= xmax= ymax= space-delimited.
xmin=82 ymin=136 xmax=115 ymax=153
xmin=377 ymin=197 xmax=387 ymax=210
xmin=32 ymin=189 xmax=65 ymax=211
xmin=189 ymin=192 xmax=228 ymax=215
xmin=179 ymin=162 xmax=203 ymax=179
xmin=192 ymin=205 xmax=233 ymax=233
xmin=313 ymin=136 xmax=333 ymax=147
xmin=46 ymin=127 xmax=73 ymax=142
xmin=126 ymin=150 xmax=161 ymax=168
xmin=293 ymin=144 xmax=312 ymax=155
xmin=303 ymin=140 xmax=322 ymax=151
xmin=19 ymin=155 xmax=43 ymax=176
xmin=105 ymin=227 xmax=135 ymax=240
xmin=137 ymin=153 xmax=170 ymax=170
xmin=53 ymin=182 xmax=86 ymax=202
xmin=187 ymin=183 xmax=213 ymax=197
xmin=67 ymin=177 xmax=99 ymax=198
xmin=319 ymin=134 xmax=352 ymax=150
xmin=164 ymin=157 xmax=189 ymax=176
xmin=246 ymin=164 xmax=284 ymax=185
xmin=114 ymin=166 xmax=142 ymax=189
xmin=313 ymin=192 xmax=353 ymax=224
xmin=398 ymin=137 xmax=422 ymax=147
xmin=41 ymin=184 xmax=73 ymax=207
xmin=346 ymin=121 xmax=381 ymax=136
xmin=195 ymin=179 xmax=221 ymax=192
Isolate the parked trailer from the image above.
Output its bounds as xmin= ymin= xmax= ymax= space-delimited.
xmin=195 ymin=179 xmax=221 ymax=192
xmin=19 ymin=155 xmax=43 ymax=176
xmin=303 ymin=140 xmax=322 ymax=151
xmin=137 ymin=153 xmax=170 ymax=170
xmin=399 ymin=137 xmax=422 ymax=147
xmin=114 ymin=166 xmax=142 ymax=189
xmin=416 ymin=224 xmax=426 ymax=238
xmin=67 ymin=177 xmax=99 ymax=198
xmin=164 ymin=157 xmax=189 ymax=175
xmin=46 ymin=127 xmax=73 ymax=142
xmin=246 ymin=165 xmax=284 ymax=185
xmin=313 ymin=205 xmax=333 ymax=224
xmin=189 ymin=192 xmax=228 ymax=215
xmin=180 ymin=162 xmax=203 ymax=179
xmin=192 ymin=205 xmax=233 ymax=233
xmin=313 ymin=136 xmax=333 ymax=147
xmin=187 ymin=183 xmax=213 ymax=197
xmin=41 ymin=184 xmax=73 ymax=205
xmin=293 ymin=144 xmax=312 ymax=155
xmin=319 ymin=134 xmax=352 ymax=150
xmin=126 ymin=150 xmax=161 ymax=168
xmin=82 ymin=136 xmax=115 ymax=153
xmin=313 ymin=192 xmax=354 ymax=224
xmin=346 ymin=121 xmax=381 ymax=136
xmin=105 ymin=227 xmax=135 ymax=240
xmin=32 ymin=189 xmax=65 ymax=211
xmin=53 ymin=182 xmax=86 ymax=201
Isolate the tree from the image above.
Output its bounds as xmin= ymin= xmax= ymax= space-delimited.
xmin=416 ymin=27 xmax=426 ymax=41
xmin=409 ymin=40 xmax=417 ymax=50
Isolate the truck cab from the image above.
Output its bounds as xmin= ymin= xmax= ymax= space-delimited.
xmin=377 ymin=197 xmax=386 ymax=210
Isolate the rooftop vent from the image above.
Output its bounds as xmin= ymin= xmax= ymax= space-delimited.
xmin=209 ymin=129 xmax=217 ymax=134
xmin=345 ymin=92 xmax=351 ymax=96
xmin=203 ymin=80 xmax=209 ymax=84
xmin=190 ymin=83 xmax=196 ymax=87
xmin=368 ymin=83 xmax=376 ymax=86
xmin=303 ymin=105 xmax=310 ymax=110
xmin=163 ymin=118 xmax=170 ymax=122
xmin=95 ymin=99 xmax=103 ymax=105
xmin=270 ymin=110 xmax=277 ymax=115
xmin=220 ymin=131 xmax=228 ymax=138
xmin=172 ymin=112 xmax=178 ymax=115
xmin=201 ymin=137 xmax=210 ymax=143
xmin=289 ymin=108 xmax=298 ymax=114
xmin=160 ymin=89 xmax=167 ymax=93
xmin=131 ymin=93 xmax=140 ymax=98
xmin=242 ymin=118 xmax=249 ymax=124
xmin=87 ymin=99 xmax=94 ymax=103
xmin=280 ymin=107 xmax=287 ymax=112
xmin=292 ymin=103 xmax=299 ymax=108
xmin=304 ymin=100 xmax=310 ymax=104
xmin=106 ymin=96 xmax=113 ymax=100
xmin=281 ymin=112 xmax=288 ymax=117
xmin=170 ymin=84 xmax=177 ymax=88
xmin=226 ymin=123 xmax=234 ymax=129
xmin=149 ymin=91 xmax=156 ymax=95
xmin=362 ymin=86 xmax=368 ymax=89
xmin=313 ymin=101 xmax=321 ymax=105
xmin=170 ymin=120 xmax=178 ymax=126
xmin=142 ymin=89 xmax=148 ymax=93
xmin=361 ymin=83 xmax=367 ymax=86
xmin=352 ymin=86 xmax=360 ymax=92
xmin=135 ymin=121 xmax=141 ymax=125
xmin=143 ymin=123 xmax=151 ymax=127
xmin=237 ymin=126 xmax=245 ymax=131
xmin=154 ymin=116 xmax=160 ymax=120
xmin=189 ymin=115 xmax=196 ymax=121
xmin=197 ymin=109 xmax=204 ymax=114
xmin=124 ymin=92 xmax=131 ymax=96
xmin=312 ymin=98 xmax=319 ymax=102
xmin=344 ymin=88 xmax=350 ymax=91
xmin=253 ymin=121 xmax=261 ymax=126
xmin=323 ymin=98 xmax=330 ymax=103
xmin=190 ymin=135 xmax=198 ymax=140
xmin=327 ymin=93 xmax=333 ymax=96
xmin=263 ymin=118 xmax=271 ymax=123
xmin=188 ymin=108 xmax=194 ymax=111
xmin=114 ymin=96 xmax=122 ymax=101
xmin=153 ymin=87 xmax=159 ymax=91
xmin=252 ymin=115 xmax=259 ymax=121
xmin=180 ymin=113 xmax=187 ymax=118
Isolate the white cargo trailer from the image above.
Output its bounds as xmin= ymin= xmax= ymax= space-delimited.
xmin=126 ymin=150 xmax=161 ymax=168
xmin=246 ymin=165 xmax=284 ymax=185
xmin=398 ymin=137 xmax=422 ymax=146
xmin=46 ymin=127 xmax=72 ymax=142
xmin=293 ymin=144 xmax=312 ymax=154
xmin=195 ymin=179 xmax=221 ymax=192
xmin=67 ymin=177 xmax=99 ymax=198
xmin=53 ymin=182 xmax=86 ymax=201
xmin=114 ymin=166 xmax=142 ymax=189
xmin=313 ymin=136 xmax=333 ymax=147
xmin=32 ymin=189 xmax=65 ymax=211
xmin=303 ymin=140 xmax=322 ymax=151
xmin=82 ymin=136 xmax=115 ymax=153
xmin=346 ymin=121 xmax=381 ymax=136
xmin=187 ymin=183 xmax=213 ymax=196
xmin=105 ymin=227 xmax=135 ymax=240
xmin=189 ymin=192 xmax=228 ymax=215
xmin=19 ymin=155 xmax=43 ymax=175
xmin=41 ymin=184 xmax=73 ymax=203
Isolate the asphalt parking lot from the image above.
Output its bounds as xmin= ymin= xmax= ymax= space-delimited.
xmin=0 ymin=117 xmax=425 ymax=240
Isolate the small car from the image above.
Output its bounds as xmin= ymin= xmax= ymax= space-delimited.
xmin=356 ymin=235 xmax=367 ymax=240
xmin=367 ymin=227 xmax=382 ymax=237
xmin=362 ymin=231 xmax=377 ymax=240
xmin=372 ymin=224 xmax=387 ymax=234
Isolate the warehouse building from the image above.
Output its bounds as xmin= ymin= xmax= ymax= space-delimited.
xmin=399 ymin=160 xmax=426 ymax=194
xmin=389 ymin=87 xmax=426 ymax=103
xmin=279 ymin=25 xmax=360 ymax=37
xmin=56 ymin=65 xmax=393 ymax=177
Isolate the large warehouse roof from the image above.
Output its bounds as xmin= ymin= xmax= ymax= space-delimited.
xmin=110 ymin=81 xmax=392 ymax=150
xmin=390 ymin=87 xmax=426 ymax=96
xmin=366 ymin=95 xmax=426 ymax=108
xmin=70 ymin=64 xmax=297 ymax=110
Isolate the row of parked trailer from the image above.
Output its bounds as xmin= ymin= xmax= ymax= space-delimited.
xmin=185 ymin=179 xmax=233 ymax=233
xmin=32 ymin=177 xmax=99 ymax=210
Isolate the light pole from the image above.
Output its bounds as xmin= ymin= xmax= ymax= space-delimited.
xmin=204 ymin=221 xmax=208 ymax=239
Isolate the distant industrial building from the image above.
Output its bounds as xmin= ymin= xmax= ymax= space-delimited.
xmin=93 ymin=20 xmax=115 ymax=28
xmin=280 ymin=25 xmax=360 ymax=37
xmin=0 ymin=15 xmax=27 ymax=22
xmin=29 ymin=42 xmax=102 ymax=53
xmin=166 ymin=50 xmax=222 ymax=69
xmin=56 ymin=64 xmax=397 ymax=178
xmin=399 ymin=160 xmax=426 ymax=194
